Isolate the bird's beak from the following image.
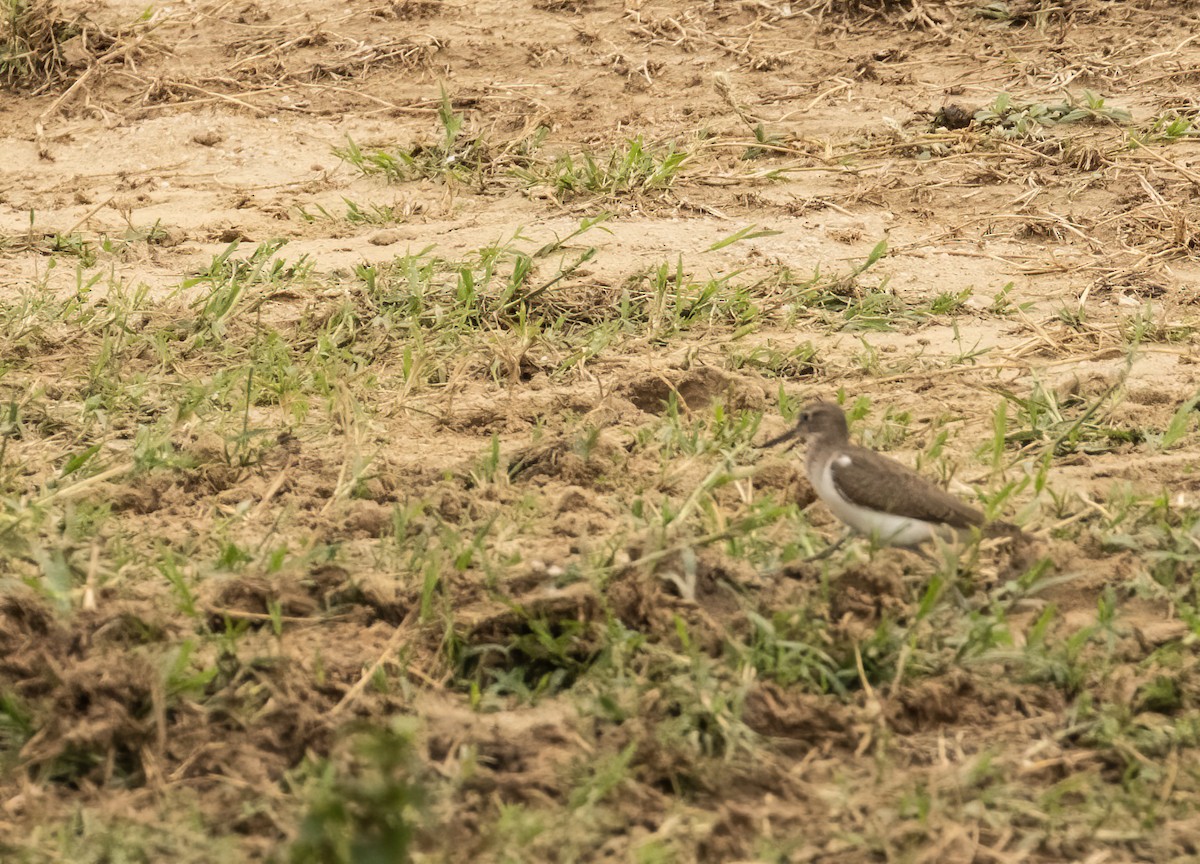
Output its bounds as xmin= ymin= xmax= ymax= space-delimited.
xmin=759 ymin=425 xmax=802 ymax=452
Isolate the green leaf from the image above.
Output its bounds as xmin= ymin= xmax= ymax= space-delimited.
xmin=60 ymin=444 xmax=101 ymax=477
xmin=706 ymin=224 xmax=783 ymax=252
xmin=1162 ymin=392 xmax=1200 ymax=449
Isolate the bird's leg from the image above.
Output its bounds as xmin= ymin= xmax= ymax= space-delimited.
xmin=907 ymin=543 xmax=938 ymax=564
xmin=804 ymin=530 xmax=853 ymax=562
xmin=944 ymin=578 xmax=971 ymax=610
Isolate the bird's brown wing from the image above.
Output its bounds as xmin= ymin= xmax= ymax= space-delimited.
xmin=830 ymin=446 xmax=985 ymax=528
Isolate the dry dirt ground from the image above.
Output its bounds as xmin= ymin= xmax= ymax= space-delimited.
xmin=3 ymin=0 xmax=1200 ymax=861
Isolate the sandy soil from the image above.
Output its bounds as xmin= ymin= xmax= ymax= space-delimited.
xmin=3 ymin=0 xmax=1200 ymax=860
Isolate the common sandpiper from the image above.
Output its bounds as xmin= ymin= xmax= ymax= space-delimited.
xmin=762 ymin=400 xmax=1018 ymax=550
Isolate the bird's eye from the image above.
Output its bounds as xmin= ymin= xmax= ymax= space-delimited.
xmin=799 ymin=411 xmax=810 ymax=422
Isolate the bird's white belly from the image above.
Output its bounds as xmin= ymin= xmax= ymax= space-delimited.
xmin=814 ymin=458 xmax=940 ymax=547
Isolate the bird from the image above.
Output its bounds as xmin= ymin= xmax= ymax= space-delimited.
xmin=761 ymin=400 xmax=1014 ymax=550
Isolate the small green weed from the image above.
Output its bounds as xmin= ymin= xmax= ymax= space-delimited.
xmin=288 ymin=720 xmax=428 ymax=864
xmin=297 ymin=198 xmax=411 ymax=225
xmin=1129 ymin=110 xmax=1197 ymax=146
xmin=335 ymin=90 xmax=488 ymax=184
xmin=513 ymin=136 xmax=689 ymax=200
xmin=975 ymin=91 xmax=1131 ymax=137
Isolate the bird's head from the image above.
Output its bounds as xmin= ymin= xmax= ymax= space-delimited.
xmin=760 ymin=400 xmax=849 ymax=450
